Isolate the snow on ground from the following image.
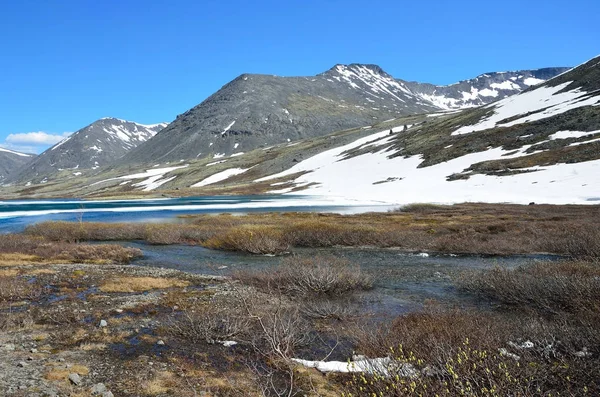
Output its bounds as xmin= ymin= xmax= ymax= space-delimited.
xmin=549 ymin=130 xmax=600 ymax=140
xmin=192 ymin=168 xmax=249 ymax=187
xmin=222 ymin=121 xmax=236 ymax=135
xmin=0 ymin=147 xmax=32 ymax=157
xmin=206 ymin=160 xmax=227 ymax=166
xmin=291 ymin=357 xmax=416 ymax=377
xmin=256 ymin=128 xmax=600 ymax=205
xmin=453 ymin=82 xmax=600 ymax=135
xmin=133 ymin=175 xmax=177 ymax=191
xmin=90 ymin=165 xmax=188 ymax=191
xmin=523 ymin=77 xmax=545 ymax=86
xmin=50 ymin=136 xmax=72 ymax=151
xmin=230 ymin=152 xmax=244 ymax=157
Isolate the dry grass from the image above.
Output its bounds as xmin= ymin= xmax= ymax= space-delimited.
xmin=44 ymin=364 xmax=89 ymax=381
xmin=0 ymin=233 xmax=142 ymax=264
xmin=0 ymin=253 xmax=41 ymax=266
xmin=99 ymin=276 xmax=190 ymax=293
xmin=24 ymin=203 xmax=600 ymax=256
xmin=142 ymin=371 xmax=177 ymax=395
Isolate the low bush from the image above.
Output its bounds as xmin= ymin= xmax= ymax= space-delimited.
xmin=459 ymin=261 xmax=600 ymax=315
xmin=204 ymin=225 xmax=290 ymax=254
xmin=233 ymin=256 xmax=373 ymax=298
xmin=166 ymin=306 xmax=251 ymax=344
xmin=346 ymin=309 xmax=599 ymax=396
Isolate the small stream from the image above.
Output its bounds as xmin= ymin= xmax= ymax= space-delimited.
xmin=120 ymin=242 xmax=560 ymax=317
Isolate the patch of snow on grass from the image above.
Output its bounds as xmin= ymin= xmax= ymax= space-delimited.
xmin=206 ymin=160 xmax=227 ymax=166
xmin=90 ymin=165 xmax=189 ymax=188
xmin=257 ymin=130 xmax=600 ymax=205
xmin=453 ymin=82 xmax=599 ymax=135
xmin=192 ymin=168 xmax=249 ymax=187
xmin=549 ymin=130 xmax=600 ymax=140
xmin=230 ymin=152 xmax=244 ymax=157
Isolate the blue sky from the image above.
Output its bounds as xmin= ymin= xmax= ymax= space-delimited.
xmin=1 ymin=0 xmax=598 ymax=154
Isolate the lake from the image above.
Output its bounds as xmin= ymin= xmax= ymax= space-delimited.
xmin=0 ymin=195 xmax=396 ymax=234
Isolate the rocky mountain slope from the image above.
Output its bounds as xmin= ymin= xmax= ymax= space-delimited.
xmin=119 ymin=64 xmax=566 ymax=165
xmin=5 ymin=118 xmax=166 ymax=184
xmin=0 ymin=148 xmax=35 ymax=181
xmin=242 ymin=55 xmax=599 ymax=204
xmin=53 ymin=55 xmax=597 ymax=205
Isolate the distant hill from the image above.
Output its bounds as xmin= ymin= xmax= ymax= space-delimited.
xmin=6 ymin=118 xmax=167 ymax=184
xmin=0 ymin=148 xmax=34 ymax=182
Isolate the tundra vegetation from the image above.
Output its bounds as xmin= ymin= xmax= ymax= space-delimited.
xmin=0 ymin=203 xmax=598 ymax=396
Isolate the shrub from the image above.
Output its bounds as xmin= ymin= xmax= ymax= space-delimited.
xmin=459 ymin=261 xmax=600 ymax=315
xmin=345 ymin=310 xmax=600 ymax=396
xmin=166 ymin=307 xmax=251 ymax=344
xmin=233 ymin=256 xmax=373 ymax=298
xmin=204 ymin=225 xmax=290 ymax=254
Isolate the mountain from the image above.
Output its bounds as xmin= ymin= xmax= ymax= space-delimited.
xmin=119 ymin=64 xmax=567 ymax=165
xmin=242 ymin=55 xmax=599 ymax=204
xmin=6 ymin=118 xmax=167 ymax=184
xmin=404 ymin=67 xmax=569 ymax=109
xmin=0 ymin=148 xmax=35 ymax=181
xmin=57 ymin=55 xmax=595 ymax=204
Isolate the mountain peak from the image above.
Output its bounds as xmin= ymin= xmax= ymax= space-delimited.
xmin=323 ymin=63 xmax=389 ymax=77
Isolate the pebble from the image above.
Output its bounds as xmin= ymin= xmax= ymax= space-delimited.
xmin=103 ymin=392 xmax=114 ymax=397
xmin=30 ymin=348 xmax=38 ymax=353
xmin=156 ymin=340 xmax=165 ymax=346
xmin=99 ymin=319 xmax=108 ymax=328
xmin=91 ymin=383 xmax=107 ymax=395
xmin=17 ymin=361 xmax=28 ymax=367
xmin=69 ymin=373 xmax=82 ymax=385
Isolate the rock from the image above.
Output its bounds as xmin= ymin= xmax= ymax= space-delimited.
xmin=102 ymin=392 xmax=114 ymax=397
xmin=99 ymin=319 xmax=108 ymax=328
xmin=2 ymin=343 xmax=16 ymax=351
xmin=69 ymin=373 xmax=82 ymax=385
xmin=30 ymin=348 xmax=38 ymax=353
xmin=156 ymin=340 xmax=165 ymax=346
xmin=17 ymin=361 xmax=28 ymax=367
xmin=91 ymin=383 xmax=107 ymax=395
xmin=27 ymin=356 xmax=34 ymax=361
xmin=114 ymin=309 xmax=124 ymax=314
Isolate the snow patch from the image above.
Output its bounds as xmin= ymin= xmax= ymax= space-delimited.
xmin=192 ymin=168 xmax=250 ymax=187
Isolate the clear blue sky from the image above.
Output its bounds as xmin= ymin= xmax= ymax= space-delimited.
xmin=1 ymin=0 xmax=598 ymax=153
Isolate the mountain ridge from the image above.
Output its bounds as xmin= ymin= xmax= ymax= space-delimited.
xmin=117 ymin=63 xmax=567 ymax=166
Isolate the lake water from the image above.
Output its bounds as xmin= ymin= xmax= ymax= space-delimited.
xmin=119 ymin=241 xmax=559 ymax=318
xmin=0 ymin=195 xmax=396 ymax=234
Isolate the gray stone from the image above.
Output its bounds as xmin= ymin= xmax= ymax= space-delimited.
xmin=68 ymin=373 xmax=82 ymax=386
xmin=102 ymin=392 xmax=114 ymax=397
xmin=17 ymin=361 xmax=28 ymax=367
xmin=91 ymin=383 xmax=107 ymax=395
xmin=99 ymin=319 xmax=108 ymax=328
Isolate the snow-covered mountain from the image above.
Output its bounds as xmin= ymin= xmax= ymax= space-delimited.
xmin=6 ymin=118 xmax=167 ymax=184
xmin=0 ymin=148 xmax=35 ymax=181
xmin=245 ymin=56 xmax=599 ymax=204
xmin=404 ymin=67 xmax=568 ymax=109
xmin=119 ymin=64 xmax=566 ymax=165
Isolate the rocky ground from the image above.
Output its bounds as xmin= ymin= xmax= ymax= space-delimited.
xmin=0 ymin=262 xmax=244 ymax=397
